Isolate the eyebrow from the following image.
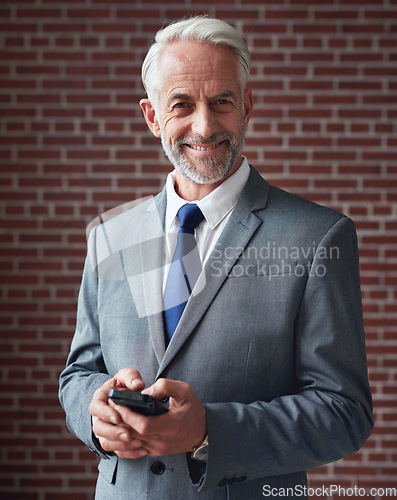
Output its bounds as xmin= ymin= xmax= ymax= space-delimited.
xmin=167 ymin=90 xmax=238 ymax=104
xmin=213 ymin=90 xmax=238 ymax=101
xmin=168 ymin=93 xmax=191 ymax=103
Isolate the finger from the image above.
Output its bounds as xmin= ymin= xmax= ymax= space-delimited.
xmin=115 ymin=447 xmax=148 ymax=460
xmin=112 ymin=404 xmax=155 ymax=435
xmin=90 ymin=379 xmax=122 ymax=424
xmin=100 ymin=437 xmax=143 ymax=454
xmin=113 ymin=368 xmax=145 ymax=391
xmin=89 ymin=369 xmax=146 ymax=424
xmin=93 ymin=417 xmax=133 ymax=443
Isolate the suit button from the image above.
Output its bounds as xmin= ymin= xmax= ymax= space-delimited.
xmin=150 ymin=461 xmax=165 ymax=475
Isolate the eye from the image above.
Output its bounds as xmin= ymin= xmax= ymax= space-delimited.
xmin=212 ymin=99 xmax=234 ymax=112
xmin=171 ymin=102 xmax=194 ymax=115
xmin=173 ymin=102 xmax=191 ymax=110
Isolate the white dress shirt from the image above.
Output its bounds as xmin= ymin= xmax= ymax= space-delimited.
xmin=163 ymin=156 xmax=250 ymax=290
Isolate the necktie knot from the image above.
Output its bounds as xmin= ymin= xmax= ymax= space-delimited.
xmin=177 ymin=204 xmax=204 ymax=234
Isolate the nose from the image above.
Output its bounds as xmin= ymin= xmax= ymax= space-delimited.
xmin=191 ymin=105 xmax=218 ymax=140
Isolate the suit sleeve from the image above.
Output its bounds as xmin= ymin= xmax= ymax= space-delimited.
xmin=58 ymin=229 xmax=112 ymax=460
xmin=197 ymin=216 xmax=373 ymax=491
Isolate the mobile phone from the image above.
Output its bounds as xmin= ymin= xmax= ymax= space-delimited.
xmin=108 ymin=389 xmax=169 ymax=416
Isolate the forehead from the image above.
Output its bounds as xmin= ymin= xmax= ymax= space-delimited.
xmin=158 ymin=40 xmax=240 ymax=101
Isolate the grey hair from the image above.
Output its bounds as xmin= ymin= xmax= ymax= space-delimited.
xmin=141 ymin=16 xmax=250 ymax=106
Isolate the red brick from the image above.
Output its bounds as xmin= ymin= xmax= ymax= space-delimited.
xmin=54 ymin=37 xmax=74 ymax=47
xmin=350 ymin=124 xmax=370 ymax=133
xmin=42 ymin=22 xmax=87 ymax=32
xmin=341 ymin=52 xmax=383 ymax=63
xmin=290 ymin=138 xmax=332 ymax=147
xmin=42 ymin=108 xmax=85 ymax=118
xmin=0 ymin=23 xmax=37 ymax=32
xmin=91 ymin=23 xmax=137 ymax=32
xmin=5 ymin=36 xmax=25 ymax=47
xmin=293 ymin=23 xmax=337 ymax=33
xmin=65 ymin=66 xmax=109 ymax=76
xmin=17 ymin=8 xmax=61 ymax=17
xmin=338 ymin=138 xmax=381 ymax=148
xmin=30 ymin=36 xmax=50 ymax=47
xmin=266 ymin=9 xmax=308 ymax=19
xmin=244 ymin=23 xmax=287 ymax=34
xmin=43 ymin=51 xmax=87 ymax=61
xmin=116 ymin=9 xmax=161 ymax=18
xmin=290 ymin=109 xmax=334 ymax=119
xmin=17 ymin=94 xmax=61 ymax=104
xmin=365 ymin=9 xmax=397 ymax=19
xmin=364 ymin=66 xmax=397 ymax=77
xmin=291 ymin=52 xmax=334 ymax=62
xmin=314 ymin=95 xmax=357 ymax=105
xmin=315 ymin=9 xmax=359 ymax=19
xmin=339 ymin=109 xmax=382 ymax=119
xmin=67 ymin=8 xmax=110 ymax=17
xmin=328 ymin=37 xmax=348 ymax=48
xmin=315 ymin=67 xmax=357 ymax=76
xmin=290 ymin=81 xmax=333 ymax=91
xmin=342 ymin=23 xmax=385 ymax=33
xmin=0 ymin=50 xmax=37 ymax=62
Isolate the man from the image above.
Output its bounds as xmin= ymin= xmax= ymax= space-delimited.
xmin=59 ymin=16 xmax=373 ymax=499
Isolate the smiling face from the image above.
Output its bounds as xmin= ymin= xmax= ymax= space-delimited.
xmin=140 ymin=40 xmax=253 ymax=191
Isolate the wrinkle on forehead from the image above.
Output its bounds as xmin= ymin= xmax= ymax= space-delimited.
xmin=157 ymin=41 xmax=241 ymax=101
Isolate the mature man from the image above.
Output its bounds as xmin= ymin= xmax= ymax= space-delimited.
xmin=59 ymin=16 xmax=373 ymax=499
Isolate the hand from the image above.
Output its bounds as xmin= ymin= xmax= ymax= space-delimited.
xmin=89 ymin=368 xmax=148 ymax=459
xmin=111 ymin=378 xmax=207 ymax=459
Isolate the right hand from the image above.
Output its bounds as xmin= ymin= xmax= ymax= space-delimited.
xmin=89 ymin=368 xmax=147 ymax=458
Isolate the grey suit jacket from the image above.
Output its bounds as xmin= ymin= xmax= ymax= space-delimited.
xmin=59 ymin=165 xmax=373 ymax=499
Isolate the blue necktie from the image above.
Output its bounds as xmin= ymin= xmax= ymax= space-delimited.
xmin=163 ymin=204 xmax=204 ymax=342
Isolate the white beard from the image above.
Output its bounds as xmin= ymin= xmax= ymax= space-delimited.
xmin=160 ymin=125 xmax=245 ymax=185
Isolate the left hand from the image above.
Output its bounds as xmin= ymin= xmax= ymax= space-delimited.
xmin=110 ymin=378 xmax=207 ymax=459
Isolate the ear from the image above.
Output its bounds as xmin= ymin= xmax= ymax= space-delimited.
xmin=242 ymin=88 xmax=253 ymax=129
xmin=140 ymin=98 xmax=161 ymax=138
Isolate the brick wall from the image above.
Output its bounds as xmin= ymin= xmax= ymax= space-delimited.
xmin=1 ymin=1 xmax=396 ymax=498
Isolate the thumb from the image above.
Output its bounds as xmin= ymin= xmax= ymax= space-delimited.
xmin=142 ymin=378 xmax=190 ymax=406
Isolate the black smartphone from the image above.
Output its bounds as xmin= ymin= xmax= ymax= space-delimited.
xmin=108 ymin=389 xmax=169 ymax=416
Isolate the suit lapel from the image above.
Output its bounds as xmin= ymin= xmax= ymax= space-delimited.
xmin=157 ymin=166 xmax=270 ymax=377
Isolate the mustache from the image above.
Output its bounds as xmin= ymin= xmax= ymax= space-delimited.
xmin=174 ymin=133 xmax=235 ymax=147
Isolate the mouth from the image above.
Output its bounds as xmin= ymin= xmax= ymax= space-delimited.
xmin=184 ymin=140 xmax=226 ymax=152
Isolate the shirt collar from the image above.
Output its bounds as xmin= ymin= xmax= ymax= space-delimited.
xmin=165 ymin=156 xmax=250 ymax=231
